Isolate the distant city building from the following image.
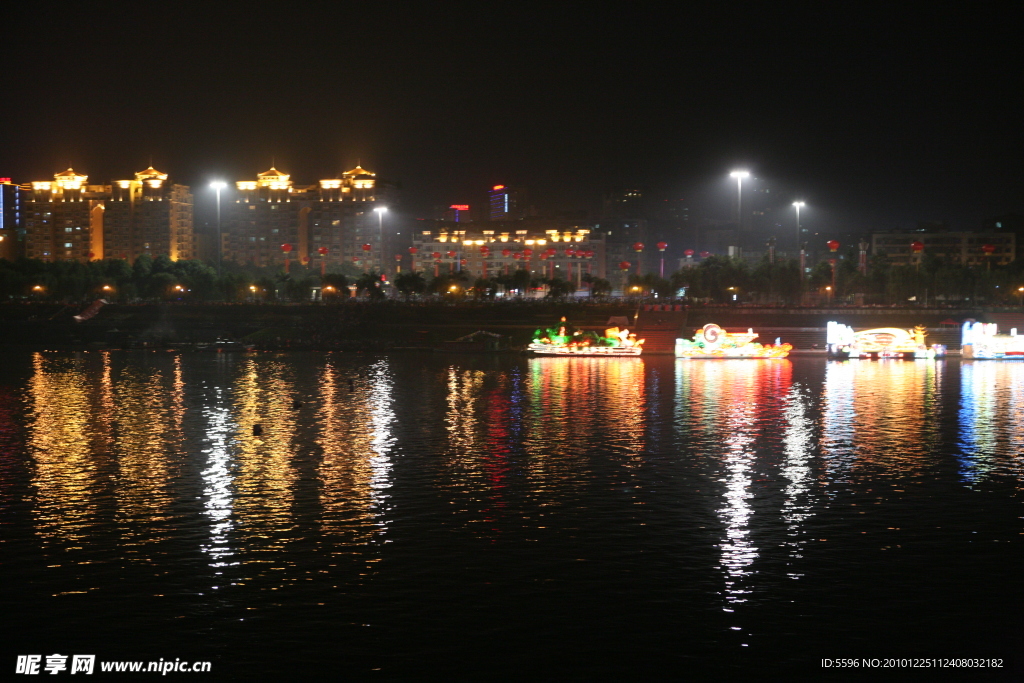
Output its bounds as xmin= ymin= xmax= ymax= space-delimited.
xmin=872 ymin=230 xmax=1015 ymax=266
xmin=409 ymin=219 xmax=606 ymax=282
xmin=223 ymin=165 xmax=388 ymax=271
xmin=443 ymin=204 xmax=471 ymax=222
xmin=107 ymin=166 xmax=194 ymax=261
xmin=21 ymin=167 xmax=194 ymax=263
xmin=0 ymin=178 xmax=22 ymax=260
xmin=23 ymin=169 xmax=109 ymax=262
xmin=488 ymin=185 xmax=524 ymax=221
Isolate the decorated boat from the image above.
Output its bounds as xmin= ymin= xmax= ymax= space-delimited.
xmin=675 ymin=324 xmax=791 ymax=359
xmin=961 ymin=321 xmax=1024 ymax=359
xmin=528 ymin=318 xmax=644 ymax=356
xmin=826 ymin=321 xmax=946 ymax=359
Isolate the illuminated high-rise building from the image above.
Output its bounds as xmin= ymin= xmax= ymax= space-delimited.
xmin=0 ymin=178 xmax=21 ymax=260
xmin=106 ymin=166 xmax=194 ymax=261
xmin=224 ymin=164 xmax=388 ymax=271
xmin=488 ymin=185 xmax=524 ymax=221
xmin=21 ymin=166 xmax=193 ymax=263
xmin=22 ymin=169 xmax=107 ymax=262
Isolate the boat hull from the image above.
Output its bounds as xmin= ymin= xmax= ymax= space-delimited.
xmin=528 ymin=344 xmax=642 ymax=356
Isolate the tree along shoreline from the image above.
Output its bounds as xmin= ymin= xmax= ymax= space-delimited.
xmin=0 ymin=301 xmax=992 ymax=351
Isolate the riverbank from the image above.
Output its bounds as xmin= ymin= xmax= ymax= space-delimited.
xmin=0 ymin=301 xmax=1003 ymax=351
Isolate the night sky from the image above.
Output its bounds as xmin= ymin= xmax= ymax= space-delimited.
xmin=2 ymin=5 xmax=1020 ymax=235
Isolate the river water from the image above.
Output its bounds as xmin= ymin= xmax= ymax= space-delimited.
xmin=1 ymin=351 xmax=1020 ymax=679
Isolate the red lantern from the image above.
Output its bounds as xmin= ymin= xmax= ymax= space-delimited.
xmin=910 ymin=241 xmax=924 ymax=253
xmin=657 ymin=241 xmax=668 ymax=251
xmin=619 ymin=261 xmax=631 ymax=271
xmin=546 ymin=247 xmax=556 ymax=257
xmin=408 ymin=246 xmax=419 ymax=255
xmin=700 ymin=251 xmax=711 ymax=258
xmin=281 ymin=244 xmax=293 ymax=253
xmin=982 ymin=244 xmax=996 ymax=255
xmin=446 ymin=250 xmax=456 ymax=258
xmin=501 ymin=248 xmax=512 ymax=257
xmin=827 ymin=240 xmax=840 ymax=252
xmin=351 ymin=256 xmax=359 ymax=263
xmin=394 ymin=254 xmax=402 ymax=261
xmin=523 ymin=248 xmax=533 ymax=258
xmin=301 ymin=256 xmax=309 ymax=264
xmin=87 ymin=252 xmax=95 ymax=259
xmin=362 ymin=244 xmax=372 ymax=252
xmin=512 ymin=252 xmax=522 ymax=260
xmin=684 ymin=249 xmax=695 ymax=257
xmin=431 ymin=251 xmax=442 ymax=260
xmin=539 ymin=253 xmax=548 ymax=260
xmin=632 ymin=242 xmax=644 ymax=252
xmin=317 ymin=246 xmax=328 ymax=256
xmin=566 ymin=248 xmax=576 ymax=257
xmin=584 ymin=250 xmax=594 ymax=258
xmin=460 ymin=259 xmax=467 ymax=266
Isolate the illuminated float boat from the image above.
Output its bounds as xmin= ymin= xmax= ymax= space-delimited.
xmin=826 ymin=321 xmax=946 ymax=359
xmin=961 ymin=321 xmax=1024 ymax=359
xmin=528 ymin=318 xmax=644 ymax=356
xmin=674 ymin=323 xmax=791 ymax=359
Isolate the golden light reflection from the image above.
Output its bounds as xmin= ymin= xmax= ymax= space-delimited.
xmin=316 ymin=359 xmax=396 ymax=547
xmin=231 ymin=358 xmax=299 ymax=557
xmin=820 ymin=361 xmax=943 ymax=484
xmin=26 ymin=353 xmax=103 ymax=545
xmin=109 ymin=365 xmax=177 ymax=548
xmin=525 ymin=358 xmax=647 ymax=492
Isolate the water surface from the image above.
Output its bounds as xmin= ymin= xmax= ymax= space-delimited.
xmin=1 ymin=351 xmax=1020 ymax=678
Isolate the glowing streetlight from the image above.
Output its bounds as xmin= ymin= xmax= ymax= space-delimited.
xmin=792 ymin=201 xmax=806 ymax=283
xmin=730 ymin=170 xmax=750 ymax=229
xmin=374 ymin=206 xmax=387 ymax=274
xmin=210 ymin=181 xmax=227 ymax=277
xmin=792 ymin=201 xmax=805 ymax=249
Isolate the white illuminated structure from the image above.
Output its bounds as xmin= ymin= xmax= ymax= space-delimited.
xmin=730 ymin=170 xmax=750 ymax=228
xmin=961 ymin=321 xmax=1024 ymax=359
xmin=792 ymin=201 xmax=805 ymax=251
xmin=827 ymin=321 xmax=946 ymax=359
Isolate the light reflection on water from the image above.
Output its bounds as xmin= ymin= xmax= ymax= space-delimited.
xmin=959 ymin=361 xmax=1024 ymax=485
xmin=8 ymin=351 xmax=1023 ymax=675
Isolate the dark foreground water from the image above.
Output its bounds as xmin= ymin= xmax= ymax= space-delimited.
xmin=0 ymin=351 xmax=1021 ymax=680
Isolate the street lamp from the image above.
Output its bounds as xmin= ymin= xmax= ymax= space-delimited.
xmin=374 ymin=206 xmax=387 ymax=274
xmin=730 ymin=170 xmax=750 ymax=229
xmin=210 ymin=181 xmax=227 ymax=277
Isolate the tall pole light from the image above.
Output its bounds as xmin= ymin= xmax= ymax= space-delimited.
xmin=374 ymin=206 xmax=387 ymax=274
xmin=792 ymin=201 xmax=804 ymax=251
xmin=210 ymin=181 xmax=227 ymax=277
xmin=729 ymin=170 xmax=749 ymax=230
xmin=792 ymin=201 xmax=806 ymax=289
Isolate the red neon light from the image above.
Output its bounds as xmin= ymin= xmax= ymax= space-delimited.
xmin=449 ymin=204 xmax=470 ymax=210
xmin=492 ymin=185 xmax=505 ymax=191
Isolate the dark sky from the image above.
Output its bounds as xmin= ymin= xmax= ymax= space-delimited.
xmin=2 ymin=4 xmax=1021 ymax=233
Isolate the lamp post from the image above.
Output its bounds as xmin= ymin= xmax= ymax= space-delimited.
xmin=374 ymin=206 xmax=387 ymax=274
xmin=730 ymin=170 xmax=750 ymax=230
xmin=792 ymin=201 xmax=804 ymax=256
xmin=210 ymin=181 xmax=227 ymax=277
